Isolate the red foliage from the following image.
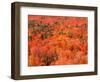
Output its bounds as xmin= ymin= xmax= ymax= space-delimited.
xmin=28 ymin=15 xmax=88 ymax=66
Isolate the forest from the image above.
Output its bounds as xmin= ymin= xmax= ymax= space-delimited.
xmin=28 ymin=15 xmax=88 ymax=66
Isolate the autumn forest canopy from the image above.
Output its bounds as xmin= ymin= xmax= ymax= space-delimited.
xmin=28 ymin=15 xmax=88 ymax=66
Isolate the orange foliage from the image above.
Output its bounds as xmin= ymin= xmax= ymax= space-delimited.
xmin=28 ymin=15 xmax=88 ymax=66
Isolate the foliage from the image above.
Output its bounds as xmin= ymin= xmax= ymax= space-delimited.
xmin=28 ymin=15 xmax=88 ymax=66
